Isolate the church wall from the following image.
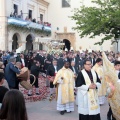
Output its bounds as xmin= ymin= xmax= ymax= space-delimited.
xmin=48 ymin=0 xmax=114 ymax=51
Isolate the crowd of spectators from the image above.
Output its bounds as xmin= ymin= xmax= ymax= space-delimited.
xmin=9 ymin=10 xmax=51 ymax=27
xmin=0 ymin=49 xmax=119 ymax=119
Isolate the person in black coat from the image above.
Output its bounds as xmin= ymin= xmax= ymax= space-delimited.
xmin=36 ymin=52 xmax=46 ymax=70
xmin=27 ymin=55 xmax=34 ymax=70
xmin=76 ymin=54 xmax=81 ymax=67
xmin=76 ymin=54 xmax=84 ymax=70
xmin=70 ymin=61 xmax=79 ymax=75
xmin=71 ymin=54 xmax=80 ymax=70
xmin=89 ymin=55 xmax=96 ymax=66
xmin=63 ymin=54 xmax=71 ymax=63
xmin=28 ymin=61 xmax=41 ymax=96
xmin=39 ymin=53 xmax=45 ymax=70
xmin=57 ymin=54 xmax=64 ymax=69
xmin=54 ymin=53 xmax=59 ymax=62
xmin=44 ymin=54 xmax=52 ymax=71
xmin=44 ymin=54 xmax=52 ymax=87
xmin=46 ymin=59 xmax=60 ymax=100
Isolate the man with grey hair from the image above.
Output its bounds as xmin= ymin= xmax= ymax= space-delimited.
xmin=5 ymin=57 xmax=21 ymax=89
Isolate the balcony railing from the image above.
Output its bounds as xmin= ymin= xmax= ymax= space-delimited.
xmin=8 ymin=17 xmax=51 ymax=33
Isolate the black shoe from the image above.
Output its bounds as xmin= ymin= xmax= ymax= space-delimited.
xmin=107 ymin=116 xmax=111 ymax=120
xmin=60 ymin=111 xmax=65 ymax=115
xmin=28 ymin=94 xmax=32 ymax=96
xmin=36 ymin=93 xmax=40 ymax=95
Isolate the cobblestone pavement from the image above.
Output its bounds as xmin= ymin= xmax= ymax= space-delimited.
xmin=26 ymin=99 xmax=108 ymax=120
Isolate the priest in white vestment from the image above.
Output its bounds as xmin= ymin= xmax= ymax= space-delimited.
xmin=76 ymin=59 xmax=101 ymax=120
xmin=53 ymin=61 xmax=75 ymax=115
xmin=93 ymin=58 xmax=106 ymax=105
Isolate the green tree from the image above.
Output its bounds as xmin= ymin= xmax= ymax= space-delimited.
xmin=71 ymin=0 xmax=120 ymax=47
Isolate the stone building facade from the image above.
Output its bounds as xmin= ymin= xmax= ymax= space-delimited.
xmin=0 ymin=0 xmax=119 ymax=52
xmin=0 ymin=0 xmax=51 ymax=51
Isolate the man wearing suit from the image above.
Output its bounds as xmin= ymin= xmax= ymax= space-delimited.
xmin=35 ymin=52 xmax=45 ymax=71
xmin=44 ymin=54 xmax=52 ymax=87
xmin=70 ymin=61 xmax=79 ymax=96
xmin=63 ymin=54 xmax=71 ymax=63
xmin=71 ymin=54 xmax=80 ymax=70
xmin=78 ymin=54 xmax=85 ymax=70
xmin=70 ymin=61 xmax=79 ymax=75
xmin=39 ymin=52 xmax=45 ymax=70
xmin=28 ymin=61 xmax=41 ymax=96
xmin=18 ymin=53 xmax=26 ymax=68
xmin=5 ymin=57 xmax=21 ymax=89
xmin=90 ymin=54 xmax=96 ymax=66
xmin=47 ymin=59 xmax=60 ymax=100
xmin=54 ymin=53 xmax=59 ymax=62
xmin=58 ymin=54 xmax=64 ymax=69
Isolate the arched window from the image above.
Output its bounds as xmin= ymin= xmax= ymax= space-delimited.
xmin=12 ymin=33 xmax=21 ymax=51
xmin=26 ymin=34 xmax=34 ymax=50
xmin=63 ymin=39 xmax=71 ymax=51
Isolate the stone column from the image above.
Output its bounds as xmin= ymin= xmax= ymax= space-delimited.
xmin=33 ymin=38 xmax=39 ymax=50
xmin=8 ymin=40 xmax=13 ymax=51
xmin=33 ymin=42 xmax=39 ymax=50
xmin=0 ymin=0 xmax=7 ymax=50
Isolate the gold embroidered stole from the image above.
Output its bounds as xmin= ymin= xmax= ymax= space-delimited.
xmin=53 ymin=67 xmax=74 ymax=104
xmin=82 ymin=69 xmax=98 ymax=110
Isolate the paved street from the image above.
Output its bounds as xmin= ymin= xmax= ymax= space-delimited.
xmin=26 ymin=99 xmax=109 ymax=120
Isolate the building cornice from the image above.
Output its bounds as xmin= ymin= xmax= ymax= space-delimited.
xmin=31 ymin=0 xmax=49 ymax=7
xmin=39 ymin=8 xmax=45 ymax=13
xmin=39 ymin=0 xmax=49 ymax=6
xmin=12 ymin=0 xmax=21 ymax=5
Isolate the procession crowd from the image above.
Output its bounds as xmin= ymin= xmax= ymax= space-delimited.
xmin=0 ymin=49 xmax=120 ymax=120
